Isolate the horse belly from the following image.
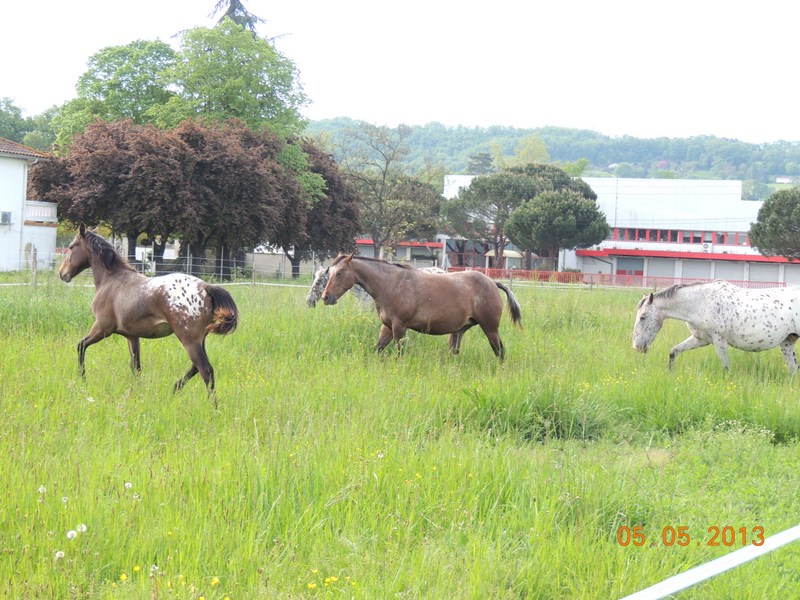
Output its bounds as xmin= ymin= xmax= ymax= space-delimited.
xmin=722 ymin=318 xmax=792 ymax=352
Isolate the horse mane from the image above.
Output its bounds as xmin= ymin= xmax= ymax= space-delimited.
xmin=331 ymin=254 xmax=412 ymax=270
xmin=654 ymin=281 xmax=705 ymax=300
xmin=84 ymin=229 xmax=135 ymax=272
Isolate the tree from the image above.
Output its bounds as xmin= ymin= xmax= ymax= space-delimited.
xmin=296 ymin=140 xmax=361 ymax=263
xmin=442 ymin=163 xmax=594 ymax=266
xmin=29 ymin=119 xmax=196 ymax=267
xmin=467 ymin=152 xmax=494 ymax=175
xmin=172 ymin=120 xmax=288 ymax=275
xmin=506 ymin=190 xmax=609 ymax=269
xmin=0 ymin=97 xmax=28 ymax=142
xmin=749 ymin=188 xmax=800 ymax=259
xmin=150 ymin=19 xmax=306 ymax=134
xmin=75 ymin=40 xmax=177 ymax=125
xmin=341 ymin=121 xmax=440 ymax=256
xmin=211 ymin=0 xmax=263 ymax=34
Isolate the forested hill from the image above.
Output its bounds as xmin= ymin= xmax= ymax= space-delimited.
xmin=306 ymin=117 xmax=800 ymax=198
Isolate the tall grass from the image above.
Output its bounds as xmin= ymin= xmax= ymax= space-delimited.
xmin=1 ymin=275 xmax=799 ymax=598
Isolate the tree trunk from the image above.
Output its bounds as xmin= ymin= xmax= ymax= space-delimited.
xmin=126 ymin=232 xmax=138 ymax=266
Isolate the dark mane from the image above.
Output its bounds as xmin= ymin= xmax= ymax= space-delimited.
xmin=84 ymin=229 xmax=135 ymax=272
xmin=332 ymin=254 xmax=412 ymax=270
xmin=654 ymin=281 xmax=705 ymax=300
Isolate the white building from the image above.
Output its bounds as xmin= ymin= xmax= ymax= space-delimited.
xmin=445 ymin=174 xmax=795 ymax=285
xmin=0 ymin=138 xmax=57 ymax=271
xmin=571 ymin=178 xmax=799 ymax=286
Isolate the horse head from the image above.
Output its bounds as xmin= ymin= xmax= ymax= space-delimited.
xmin=321 ymin=253 xmax=356 ymax=305
xmin=59 ymin=224 xmax=93 ymax=283
xmin=632 ymin=292 xmax=664 ymax=353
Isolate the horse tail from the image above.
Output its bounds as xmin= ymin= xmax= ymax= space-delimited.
xmin=495 ymin=282 xmax=523 ymax=329
xmin=206 ymin=285 xmax=239 ymax=335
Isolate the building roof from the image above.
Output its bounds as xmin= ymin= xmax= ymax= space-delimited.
xmin=0 ymin=137 xmax=50 ymax=160
xmin=583 ymin=177 xmax=758 ymax=232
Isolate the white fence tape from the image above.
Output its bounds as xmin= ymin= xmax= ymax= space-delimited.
xmin=620 ymin=524 xmax=800 ymax=599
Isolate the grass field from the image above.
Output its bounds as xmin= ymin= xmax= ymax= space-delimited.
xmin=1 ymin=273 xmax=799 ymax=599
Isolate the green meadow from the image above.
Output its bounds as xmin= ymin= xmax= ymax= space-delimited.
xmin=1 ymin=273 xmax=799 ymax=599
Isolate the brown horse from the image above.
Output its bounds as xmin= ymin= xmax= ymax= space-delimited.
xmin=321 ymin=254 xmax=522 ymax=358
xmin=59 ymin=224 xmax=238 ymax=396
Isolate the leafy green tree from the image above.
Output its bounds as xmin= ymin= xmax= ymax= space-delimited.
xmin=150 ymin=18 xmax=306 ymax=134
xmin=76 ymin=40 xmax=177 ymax=124
xmin=0 ymin=97 xmax=27 ymax=142
xmin=442 ymin=163 xmax=596 ymax=266
xmin=274 ymin=140 xmax=361 ymax=276
xmin=749 ymin=188 xmax=800 ymax=259
xmin=506 ymin=190 xmax=609 ymax=268
xmin=509 ymin=134 xmax=549 ymax=167
xmin=21 ymin=106 xmax=59 ymax=150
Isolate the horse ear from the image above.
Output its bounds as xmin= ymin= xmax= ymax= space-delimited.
xmin=344 ymin=252 xmax=355 ymax=264
xmin=79 ymin=223 xmax=87 ymax=237
xmin=647 ymin=293 xmax=654 ymax=305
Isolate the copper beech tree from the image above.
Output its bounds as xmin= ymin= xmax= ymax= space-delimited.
xmin=29 ymin=119 xmax=359 ymax=276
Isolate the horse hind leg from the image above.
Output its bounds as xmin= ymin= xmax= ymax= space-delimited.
xmin=174 ymin=337 xmax=216 ymax=401
xmin=125 ymin=336 xmax=141 ymax=374
xmin=449 ymin=321 xmax=476 ymax=355
xmin=780 ymin=334 xmax=799 ymax=374
xmin=375 ymin=324 xmax=394 ymax=353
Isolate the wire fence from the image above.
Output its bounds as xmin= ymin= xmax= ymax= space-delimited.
xmin=1 ymin=251 xmax=791 ymax=291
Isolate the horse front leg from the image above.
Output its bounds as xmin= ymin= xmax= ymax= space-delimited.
xmin=76 ymin=323 xmax=109 ymax=380
xmin=668 ymin=335 xmax=711 ymax=370
xmin=125 ymin=336 xmax=141 ymax=374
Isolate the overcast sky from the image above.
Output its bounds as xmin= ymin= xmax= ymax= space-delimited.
xmin=3 ymin=0 xmax=798 ymax=143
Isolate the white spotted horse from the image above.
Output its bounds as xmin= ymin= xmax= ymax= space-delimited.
xmin=59 ymin=224 xmax=238 ymax=399
xmin=632 ymin=280 xmax=800 ymax=371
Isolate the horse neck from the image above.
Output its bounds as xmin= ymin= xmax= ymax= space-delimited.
xmin=350 ymin=259 xmax=393 ymax=298
xmin=655 ymin=288 xmax=701 ymax=321
xmin=88 ymin=253 xmax=135 ymax=289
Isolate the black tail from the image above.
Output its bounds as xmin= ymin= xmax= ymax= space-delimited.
xmin=495 ymin=282 xmax=523 ymax=329
xmin=206 ymin=285 xmax=239 ymax=335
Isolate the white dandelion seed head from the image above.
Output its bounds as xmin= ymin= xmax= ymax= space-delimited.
xmin=86 ymin=396 xmax=95 ymax=403
xmin=66 ymin=530 xmax=77 ymax=540
xmin=124 ymin=482 xmax=133 ymax=490
xmin=55 ymin=550 xmax=65 ymax=560
xmin=150 ymin=564 xmax=159 ymax=573
xmin=77 ymin=524 xmax=87 ymax=533
xmin=38 ymin=486 xmax=46 ymax=494
xmin=61 ymin=496 xmax=68 ymax=503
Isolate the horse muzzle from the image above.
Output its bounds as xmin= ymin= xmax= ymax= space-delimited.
xmin=59 ymin=271 xmax=72 ymax=283
xmin=322 ymin=294 xmax=337 ymax=306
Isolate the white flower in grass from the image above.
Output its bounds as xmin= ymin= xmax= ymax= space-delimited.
xmin=66 ymin=530 xmax=77 ymax=540
xmin=55 ymin=550 xmax=65 ymax=560
xmin=124 ymin=482 xmax=133 ymax=490
xmin=86 ymin=396 xmax=95 ymax=403
xmin=61 ymin=496 xmax=68 ymax=504
xmin=76 ymin=524 xmax=87 ymax=533
xmin=38 ymin=486 xmax=46 ymax=494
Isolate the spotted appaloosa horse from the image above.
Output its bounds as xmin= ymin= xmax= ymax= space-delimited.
xmin=306 ymin=264 xmax=446 ymax=307
xmin=59 ymin=224 xmax=238 ymax=396
xmin=321 ymin=254 xmax=521 ymax=358
xmin=632 ymin=280 xmax=800 ymax=371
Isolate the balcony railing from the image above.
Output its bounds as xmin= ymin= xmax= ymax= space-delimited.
xmin=25 ymin=200 xmax=57 ymax=223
